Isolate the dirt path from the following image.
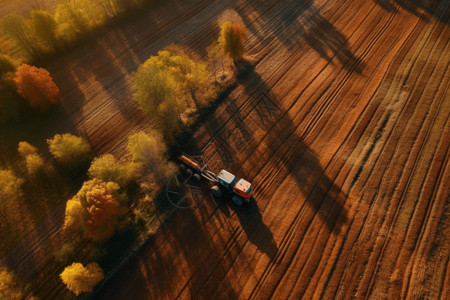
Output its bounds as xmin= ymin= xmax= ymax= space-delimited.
xmin=1 ymin=0 xmax=448 ymax=298
xmin=95 ymin=0 xmax=449 ymax=298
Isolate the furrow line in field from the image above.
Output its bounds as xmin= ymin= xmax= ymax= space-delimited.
xmin=401 ymin=103 xmax=450 ymax=298
xmin=361 ymin=16 xmax=449 ymax=298
xmin=385 ymin=34 xmax=450 ymax=297
xmin=370 ymin=55 xmax=450 ymax=299
xmin=248 ymin=2 xmax=410 ymax=296
xmin=311 ymin=4 xmax=444 ymax=298
xmin=174 ymin=213 xmax=244 ymax=299
xmin=298 ymin=2 xmax=384 ymax=138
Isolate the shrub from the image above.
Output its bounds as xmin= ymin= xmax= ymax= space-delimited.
xmin=88 ymin=154 xmax=139 ymax=188
xmin=60 ymin=262 xmax=104 ymax=296
xmin=47 ymin=133 xmax=92 ymax=173
xmin=63 ymin=179 xmax=127 ymax=242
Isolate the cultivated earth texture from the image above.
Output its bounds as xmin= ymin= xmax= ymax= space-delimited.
xmin=1 ymin=0 xmax=449 ymax=299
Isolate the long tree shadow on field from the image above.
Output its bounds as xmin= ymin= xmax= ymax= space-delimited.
xmin=236 ymin=0 xmax=365 ymax=73
xmin=208 ymin=62 xmax=348 ymax=236
xmin=373 ymin=0 xmax=449 ymax=24
xmin=111 ymin=206 xmax=240 ymax=299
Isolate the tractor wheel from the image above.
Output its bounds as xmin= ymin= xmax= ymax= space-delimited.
xmin=186 ymin=169 xmax=193 ymax=177
xmin=210 ymin=185 xmax=223 ymax=198
xmin=193 ymin=173 xmax=201 ymax=181
xmin=232 ymin=195 xmax=244 ymax=206
xmin=179 ymin=164 xmax=186 ymax=173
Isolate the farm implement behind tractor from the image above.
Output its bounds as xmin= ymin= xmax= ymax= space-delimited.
xmin=177 ymin=153 xmax=253 ymax=206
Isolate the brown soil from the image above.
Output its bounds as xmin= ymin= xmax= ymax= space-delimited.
xmin=95 ymin=0 xmax=449 ymax=298
xmin=1 ymin=0 xmax=449 ymax=298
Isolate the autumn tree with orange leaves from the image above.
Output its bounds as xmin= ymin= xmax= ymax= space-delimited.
xmin=63 ymin=179 xmax=127 ymax=242
xmin=14 ymin=64 xmax=59 ymax=111
xmin=218 ymin=22 xmax=247 ymax=62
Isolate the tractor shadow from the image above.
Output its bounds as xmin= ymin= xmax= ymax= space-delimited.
xmin=229 ymin=200 xmax=278 ymax=258
xmin=243 ymin=63 xmax=349 ymax=234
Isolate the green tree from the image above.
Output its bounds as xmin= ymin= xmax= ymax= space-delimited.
xmin=47 ymin=133 xmax=92 ymax=172
xmin=63 ymin=179 xmax=127 ymax=242
xmin=218 ymin=21 xmax=247 ymax=62
xmin=0 ymin=14 xmax=37 ymax=58
xmin=54 ymin=1 xmax=90 ymax=43
xmin=29 ymin=10 xmax=59 ymax=53
xmin=132 ymin=54 xmax=182 ymax=140
xmin=127 ymin=131 xmax=167 ymax=181
xmin=88 ymin=154 xmax=139 ymax=188
xmin=60 ymin=262 xmax=104 ymax=296
xmin=14 ymin=64 xmax=60 ymax=111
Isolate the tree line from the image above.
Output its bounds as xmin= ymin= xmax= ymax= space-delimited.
xmin=0 ymin=20 xmax=248 ymax=298
xmin=0 ymin=0 xmax=155 ymax=123
xmin=0 ymin=0 xmax=151 ymax=61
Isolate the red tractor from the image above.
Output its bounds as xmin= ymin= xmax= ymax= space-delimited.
xmin=178 ymin=153 xmax=253 ymax=206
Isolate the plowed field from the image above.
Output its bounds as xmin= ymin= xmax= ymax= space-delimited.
xmin=1 ymin=0 xmax=449 ymax=299
xmin=94 ymin=0 xmax=450 ymax=299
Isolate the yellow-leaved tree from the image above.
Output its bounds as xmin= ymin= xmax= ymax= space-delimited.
xmin=18 ymin=141 xmax=45 ymax=176
xmin=0 ymin=266 xmax=23 ymax=300
xmin=60 ymin=262 xmax=104 ymax=296
xmin=63 ymin=179 xmax=127 ymax=242
xmin=88 ymin=154 xmax=139 ymax=188
xmin=47 ymin=133 xmax=92 ymax=173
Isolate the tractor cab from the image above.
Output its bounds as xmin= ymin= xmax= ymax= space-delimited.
xmin=233 ymin=178 xmax=253 ymax=199
xmin=218 ymin=169 xmax=253 ymax=203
